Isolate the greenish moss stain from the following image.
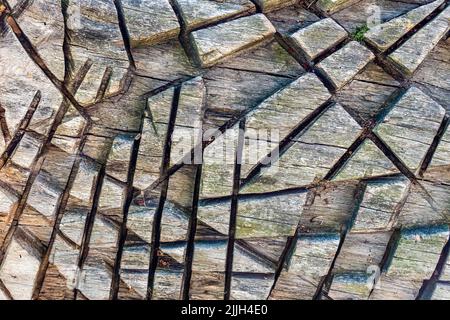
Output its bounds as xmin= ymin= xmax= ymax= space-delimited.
xmin=236 ymin=218 xmax=292 ymax=238
xmin=352 ymin=24 xmax=370 ymax=42
xmin=273 ymin=44 xmax=293 ymax=66
xmin=317 ymin=0 xmax=339 ymax=9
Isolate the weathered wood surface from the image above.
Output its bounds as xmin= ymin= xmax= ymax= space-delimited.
xmin=364 ymin=0 xmax=445 ymax=52
xmin=388 ymin=5 xmax=450 ymax=76
xmin=315 ymin=0 xmax=362 ymax=15
xmin=316 ymin=41 xmax=375 ymax=90
xmin=253 ymin=0 xmax=297 ymax=13
xmin=288 ymin=18 xmax=348 ymax=61
xmin=374 ymin=87 xmax=446 ymax=172
xmin=190 ymin=14 xmax=276 ymax=68
xmin=174 ymin=0 xmax=256 ymax=31
xmin=0 ymin=0 xmax=449 ymax=301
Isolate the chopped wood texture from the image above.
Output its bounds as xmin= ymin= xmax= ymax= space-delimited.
xmin=0 ymin=0 xmax=449 ymax=301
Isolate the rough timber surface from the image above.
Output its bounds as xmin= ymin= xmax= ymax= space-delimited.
xmin=0 ymin=0 xmax=449 ymax=301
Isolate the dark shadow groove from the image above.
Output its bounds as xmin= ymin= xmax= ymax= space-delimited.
xmin=241 ymin=99 xmax=334 ymax=187
xmin=109 ymin=109 xmax=146 ymax=300
xmin=420 ymin=115 xmax=449 ymax=176
xmin=313 ymin=181 xmax=366 ymax=299
xmin=381 ymin=2 xmax=448 ymax=57
xmin=73 ymin=164 xmax=107 ymax=299
xmin=416 ymin=235 xmax=450 ymax=300
xmin=0 ymin=91 xmax=40 ymax=170
xmin=180 ymin=163 xmax=203 ymax=300
xmin=31 ymin=124 xmax=94 ymax=300
xmin=112 ymin=0 xmax=136 ymax=69
xmin=267 ymin=188 xmax=317 ymax=299
xmin=4 ymin=12 xmax=90 ymax=120
xmin=367 ymin=228 xmax=401 ymax=298
xmin=224 ymin=119 xmax=245 ymax=300
xmin=368 ymin=131 xmax=417 ymax=182
xmin=146 ymin=85 xmax=181 ymax=300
